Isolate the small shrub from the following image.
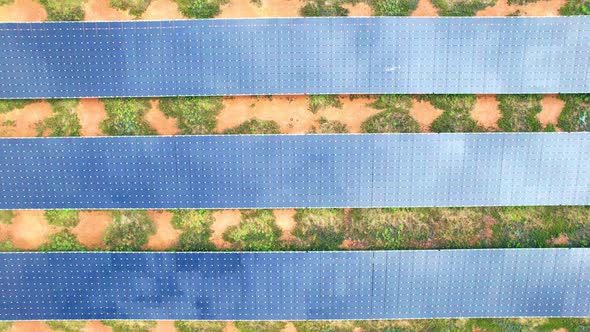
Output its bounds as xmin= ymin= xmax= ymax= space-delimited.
xmin=0 ymin=99 xmax=34 ymax=114
xmin=101 ymin=98 xmax=155 ymax=136
xmin=175 ymin=321 xmax=225 ymax=332
xmin=0 ymin=240 xmax=16 ymax=252
xmin=234 ymin=322 xmax=287 ymax=332
xmin=0 ymin=211 xmax=13 ymax=224
xmin=110 ymin=0 xmax=152 ymax=16
xmin=0 ymin=0 xmax=15 ymax=5
xmin=170 ymin=209 xmax=215 ymax=251
xmin=35 ymin=99 xmax=81 ymax=137
xmin=159 ymin=97 xmax=222 ymax=135
xmin=544 ymin=123 xmax=556 ymax=132
xmin=308 ymin=117 xmax=349 ymax=133
xmin=104 ymin=211 xmax=156 ymax=251
xmin=44 ymin=210 xmax=80 ymax=227
xmin=38 ymin=0 xmax=85 ymax=21
xmin=40 ymin=230 xmax=87 ymax=251
xmin=423 ymin=94 xmax=483 ymax=132
xmin=559 ymin=0 xmax=590 ymax=14
xmin=362 ymin=95 xmax=419 ymax=133
xmin=102 ymin=321 xmax=156 ymax=332
xmin=223 ymin=118 xmax=280 ymax=134
xmin=292 ymin=209 xmax=348 ymax=250
xmin=308 ymin=95 xmax=342 ymax=114
xmin=431 ymin=0 xmax=495 ymax=16
xmin=250 ymin=0 xmax=261 ymax=5
xmin=558 ymin=94 xmax=590 ymax=132
xmin=372 ymin=0 xmax=418 ymax=15
xmin=1 ymin=120 xmax=15 ymax=127
xmin=46 ymin=321 xmax=86 ymax=332
xmin=507 ymin=0 xmax=537 ymax=4
xmin=497 ymin=95 xmax=543 ymax=132
xmin=223 ymin=210 xmax=282 ymax=251
xmin=175 ymin=0 xmax=227 ymax=18
xmin=300 ymin=0 xmax=349 ymax=16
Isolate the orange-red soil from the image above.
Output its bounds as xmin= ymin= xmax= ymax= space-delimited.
xmin=477 ymin=0 xmax=566 ymax=16
xmin=0 ymin=101 xmax=53 ymax=137
xmin=7 ymin=321 xmax=53 ymax=332
xmin=472 ymin=95 xmax=501 ymax=130
xmin=9 ymin=211 xmax=59 ymax=250
xmin=316 ymin=96 xmax=381 ymax=133
xmin=72 ymin=211 xmax=113 ymax=249
xmin=144 ymin=210 xmax=181 ymax=250
xmin=151 ymin=320 xmax=176 ymax=332
xmin=409 ymin=98 xmax=443 ymax=132
xmin=84 ymin=0 xmax=133 ymax=21
xmin=218 ymin=0 xmax=303 ymax=18
xmin=144 ymin=99 xmax=179 ymax=135
xmin=274 ymin=209 xmax=297 ymax=241
xmin=76 ymin=99 xmax=108 ymax=136
xmin=85 ymin=321 xmax=113 ymax=332
xmin=142 ymin=0 xmax=185 ymax=20
xmin=411 ymin=0 xmax=439 ymax=16
xmin=538 ymin=94 xmax=565 ymax=129
xmin=211 ymin=210 xmax=242 ymax=249
xmin=0 ymin=0 xmax=46 ymax=21
xmin=342 ymin=2 xmax=373 ymax=16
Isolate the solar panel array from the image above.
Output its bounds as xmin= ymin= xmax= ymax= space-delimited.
xmin=1 ymin=17 xmax=589 ymax=98
xmin=0 ymin=133 xmax=588 ymax=209
xmin=0 ymin=249 xmax=588 ymax=320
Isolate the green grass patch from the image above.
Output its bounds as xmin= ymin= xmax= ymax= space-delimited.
xmin=101 ymin=98 xmax=155 ymax=136
xmin=234 ymin=322 xmax=286 ymax=332
xmin=104 ymin=210 xmax=156 ymax=251
xmin=371 ymin=0 xmax=418 ymax=15
xmin=558 ymin=94 xmax=590 ymax=132
xmin=102 ymin=321 xmax=156 ymax=332
xmin=308 ymin=95 xmax=342 ymax=114
xmin=44 ymin=210 xmax=79 ymax=227
xmin=223 ymin=210 xmax=282 ymax=251
xmin=159 ymin=97 xmax=222 ymax=135
xmin=175 ymin=321 xmax=225 ymax=332
xmin=174 ymin=0 xmax=228 ymax=18
xmin=0 ymin=323 xmax=11 ymax=332
xmin=110 ymin=0 xmax=151 ymax=16
xmin=35 ymin=99 xmax=81 ymax=137
xmin=170 ymin=209 xmax=215 ymax=251
xmin=223 ymin=118 xmax=280 ymax=134
xmin=1 ymin=120 xmax=15 ymax=127
xmin=0 ymin=0 xmax=14 ymax=5
xmin=0 ymin=99 xmax=35 ymax=114
xmin=0 ymin=240 xmax=16 ymax=252
xmin=0 ymin=211 xmax=13 ymax=224
xmin=40 ymin=230 xmax=87 ymax=251
xmin=431 ymin=0 xmax=495 ymax=15
xmin=300 ymin=0 xmax=349 ymax=16
xmin=422 ymin=94 xmax=483 ymax=132
xmin=308 ymin=117 xmax=349 ymax=133
xmin=46 ymin=321 xmax=86 ymax=332
xmin=560 ymin=0 xmax=590 ymax=14
xmin=361 ymin=94 xmax=420 ymax=133
xmin=292 ymin=209 xmax=348 ymax=250
xmin=497 ymin=94 xmax=543 ymax=132
xmin=38 ymin=0 xmax=85 ymax=21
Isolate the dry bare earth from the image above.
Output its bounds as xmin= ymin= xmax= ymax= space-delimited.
xmin=0 ymin=0 xmax=46 ymax=21
xmin=144 ymin=210 xmax=181 ymax=250
xmin=477 ymin=0 xmax=566 ymax=16
xmin=71 ymin=211 xmax=112 ymax=249
xmin=218 ymin=0 xmax=303 ymax=18
xmin=211 ymin=210 xmax=242 ymax=248
xmin=0 ymin=101 xmax=53 ymax=137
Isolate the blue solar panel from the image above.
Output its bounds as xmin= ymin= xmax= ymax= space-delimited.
xmin=0 ymin=249 xmax=587 ymax=320
xmin=0 ymin=133 xmax=588 ymax=209
xmin=1 ymin=17 xmax=589 ymax=98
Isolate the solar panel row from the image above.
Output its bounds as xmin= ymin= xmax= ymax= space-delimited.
xmin=0 ymin=133 xmax=588 ymax=209
xmin=1 ymin=17 xmax=589 ymax=98
xmin=0 ymin=249 xmax=587 ymax=320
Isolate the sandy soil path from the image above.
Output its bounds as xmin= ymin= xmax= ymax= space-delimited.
xmin=218 ymin=0 xmax=302 ymax=18
xmin=84 ymin=0 xmax=133 ymax=21
xmin=0 ymin=101 xmax=53 ymax=137
xmin=409 ymin=98 xmax=443 ymax=132
xmin=144 ymin=210 xmax=181 ymax=250
xmin=72 ymin=211 xmax=113 ymax=249
xmin=538 ymin=94 xmax=565 ymax=129
xmin=8 ymin=322 xmax=53 ymax=332
xmin=316 ymin=96 xmax=381 ymax=133
xmin=0 ymin=0 xmax=46 ymax=21
xmin=411 ymin=0 xmax=438 ymax=16
xmin=9 ymin=211 xmax=59 ymax=250
xmin=84 ymin=321 xmax=113 ymax=332
xmin=211 ymin=210 xmax=242 ymax=249
xmin=144 ymin=99 xmax=179 ymax=135
xmin=76 ymin=99 xmax=108 ymax=136
xmin=142 ymin=0 xmax=184 ymax=20
xmin=472 ymin=95 xmax=501 ymax=130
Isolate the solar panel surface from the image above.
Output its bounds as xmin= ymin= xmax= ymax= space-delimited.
xmin=0 ymin=249 xmax=588 ymax=320
xmin=0 ymin=133 xmax=588 ymax=209
xmin=1 ymin=17 xmax=589 ymax=98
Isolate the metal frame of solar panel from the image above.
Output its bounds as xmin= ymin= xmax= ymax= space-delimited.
xmin=0 ymin=132 xmax=588 ymax=209
xmin=0 ymin=249 xmax=588 ymax=320
xmin=1 ymin=17 xmax=589 ymax=98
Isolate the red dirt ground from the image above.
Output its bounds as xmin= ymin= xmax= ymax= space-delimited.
xmin=538 ymin=94 xmax=565 ymax=129
xmin=472 ymin=95 xmax=501 ymax=130
xmin=409 ymin=98 xmax=443 ymax=132
xmin=71 ymin=211 xmax=113 ymax=249
xmin=76 ymin=99 xmax=108 ymax=136
xmin=316 ymin=96 xmax=381 ymax=133
xmin=142 ymin=0 xmax=185 ymax=20
xmin=342 ymin=2 xmax=373 ymax=16
xmin=151 ymin=320 xmax=176 ymax=332
xmin=144 ymin=99 xmax=179 ymax=135
xmin=7 ymin=322 xmax=53 ymax=332
xmin=218 ymin=0 xmax=303 ymax=18
xmin=144 ymin=210 xmax=181 ymax=250
xmin=84 ymin=0 xmax=133 ymax=21
xmin=548 ymin=234 xmax=569 ymax=246
xmin=224 ymin=321 xmax=240 ymax=332
xmin=411 ymin=0 xmax=439 ymax=16
xmin=274 ymin=209 xmax=297 ymax=241
xmin=85 ymin=321 xmax=113 ymax=332
xmin=282 ymin=323 xmax=298 ymax=332
xmin=9 ymin=211 xmax=60 ymax=250
xmin=211 ymin=210 xmax=242 ymax=249
xmin=0 ymin=101 xmax=53 ymax=137
xmin=477 ymin=0 xmax=566 ymax=16
xmin=0 ymin=0 xmax=46 ymax=21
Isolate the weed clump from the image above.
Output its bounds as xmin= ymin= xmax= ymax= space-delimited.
xmin=38 ymin=0 xmax=85 ymax=21
xmin=41 ymin=230 xmax=87 ymax=251
xmin=422 ymin=94 xmax=483 ymax=132
xmin=0 ymin=100 xmax=34 ymax=114
xmin=559 ymin=0 xmax=590 ymax=14
xmin=431 ymin=0 xmax=495 ymax=16
xmin=497 ymin=94 xmax=543 ymax=132
xmin=300 ymin=0 xmax=349 ymax=16
xmin=101 ymin=98 xmax=155 ymax=136
xmin=308 ymin=95 xmax=342 ymax=114
xmin=558 ymin=94 xmax=590 ymax=132
xmin=35 ymin=99 xmax=81 ymax=137
xmin=170 ymin=209 xmax=215 ymax=251
xmin=175 ymin=0 xmax=227 ymax=18
xmin=292 ymin=209 xmax=348 ymax=250
xmin=0 ymin=211 xmax=13 ymax=224
xmin=308 ymin=117 xmax=349 ymax=133
xmin=104 ymin=211 xmax=156 ymax=251
xmin=102 ymin=321 xmax=156 ymax=332
xmin=159 ymin=97 xmax=222 ymax=135
xmin=223 ymin=210 xmax=282 ymax=251
xmin=361 ymin=94 xmax=420 ymax=133
xmin=372 ymin=0 xmax=418 ymax=15
xmin=223 ymin=118 xmax=280 ymax=134
xmin=44 ymin=210 xmax=80 ymax=227
xmin=110 ymin=0 xmax=152 ymax=16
